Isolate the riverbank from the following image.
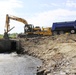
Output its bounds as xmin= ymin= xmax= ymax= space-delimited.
xmin=20 ymin=34 xmax=76 ymax=75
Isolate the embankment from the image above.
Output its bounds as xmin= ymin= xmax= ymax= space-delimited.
xmin=20 ymin=34 xmax=76 ymax=75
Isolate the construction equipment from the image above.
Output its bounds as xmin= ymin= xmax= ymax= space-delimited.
xmin=4 ymin=14 xmax=53 ymax=38
xmin=41 ymin=27 xmax=52 ymax=36
xmin=35 ymin=27 xmax=52 ymax=36
xmin=52 ymin=20 xmax=76 ymax=35
xmin=5 ymin=14 xmax=41 ymax=37
xmin=33 ymin=26 xmax=41 ymax=32
xmin=24 ymin=24 xmax=41 ymax=35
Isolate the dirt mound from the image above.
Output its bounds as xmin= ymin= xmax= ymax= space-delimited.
xmin=20 ymin=34 xmax=76 ymax=75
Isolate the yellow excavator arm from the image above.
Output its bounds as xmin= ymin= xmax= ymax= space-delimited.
xmin=5 ymin=14 xmax=28 ymax=33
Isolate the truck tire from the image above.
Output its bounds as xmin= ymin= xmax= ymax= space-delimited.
xmin=70 ymin=30 xmax=75 ymax=34
xmin=59 ymin=31 xmax=64 ymax=35
xmin=53 ymin=31 xmax=57 ymax=35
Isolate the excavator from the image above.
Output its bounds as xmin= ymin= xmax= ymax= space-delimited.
xmin=4 ymin=14 xmax=52 ymax=38
xmin=4 ymin=14 xmax=41 ymax=38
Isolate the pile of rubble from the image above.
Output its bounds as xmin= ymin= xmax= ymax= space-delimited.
xmin=20 ymin=34 xmax=76 ymax=75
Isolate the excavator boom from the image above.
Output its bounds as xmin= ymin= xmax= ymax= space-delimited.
xmin=5 ymin=14 xmax=28 ymax=33
xmin=8 ymin=15 xmax=28 ymax=24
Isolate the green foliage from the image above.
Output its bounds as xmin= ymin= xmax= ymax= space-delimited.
xmin=0 ymin=33 xmax=18 ymax=39
xmin=9 ymin=33 xmax=18 ymax=39
xmin=0 ymin=34 xmax=3 ymax=39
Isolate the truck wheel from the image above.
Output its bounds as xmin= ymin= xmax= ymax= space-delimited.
xmin=70 ymin=30 xmax=75 ymax=34
xmin=59 ymin=31 xmax=64 ymax=35
xmin=53 ymin=31 xmax=57 ymax=35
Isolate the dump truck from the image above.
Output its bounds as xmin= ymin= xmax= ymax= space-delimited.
xmin=52 ymin=20 xmax=76 ymax=35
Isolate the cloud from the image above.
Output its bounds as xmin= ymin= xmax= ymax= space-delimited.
xmin=0 ymin=0 xmax=22 ymax=15
xmin=40 ymin=4 xmax=51 ymax=7
xmin=66 ymin=0 xmax=76 ymax=7
xmin=9 ymin=0 xmax=23 ymax=8
xmin=40 ymin=3 xmax=59 ymax=8
xmin=0 ymin=0 xmax=23 ymax=34
xmin=51 ymin=3 xmax=60 ymax=7
xmin=41 ymin=0 xmax=76 ymax=9
xmin=0 ymin=0 xmax=76 ymax=34
xmin=27 ymin=9 xmax=76 ymax=27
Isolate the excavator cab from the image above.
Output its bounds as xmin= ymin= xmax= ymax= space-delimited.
xmin=24 ymin=24 xmax=41 ymax=36
xmin=24 ymin=24 xmax=34 ymax=34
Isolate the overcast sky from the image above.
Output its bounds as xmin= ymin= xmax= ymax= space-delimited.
xmin=0 ymin=0 xmax=76 ymax=34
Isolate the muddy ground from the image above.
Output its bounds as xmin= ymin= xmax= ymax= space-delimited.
xmin=20 ymin=34 xmax=76 ymax=75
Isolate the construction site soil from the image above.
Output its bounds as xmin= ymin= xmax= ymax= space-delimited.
xmin=20 ymin=34 xmax=76 ymax=75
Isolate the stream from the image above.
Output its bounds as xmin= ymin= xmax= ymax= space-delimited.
xmin=0 ymin=53 xmax=42 ymax=75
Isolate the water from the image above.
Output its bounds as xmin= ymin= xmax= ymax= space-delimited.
xmin=0 ymin=53 xmax=42 ymax=75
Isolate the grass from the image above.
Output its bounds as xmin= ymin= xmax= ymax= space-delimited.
xmin=0 ymin=33 xmax=18 ymax=39
xmin=9 ymin=33 xmax=18 ymax=39
xmin=0 ymin=34 xmax=3 ymax=39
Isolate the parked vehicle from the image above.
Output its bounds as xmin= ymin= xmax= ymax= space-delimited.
xmin=51 ymin=20 xmax=76 ymax=35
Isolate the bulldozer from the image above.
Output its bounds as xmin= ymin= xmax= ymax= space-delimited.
xmin=41 ymin=27 xmax=52 ymax=36
xmin=35 ymin=27 xmax=52 ymax=36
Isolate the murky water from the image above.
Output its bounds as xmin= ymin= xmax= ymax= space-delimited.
xmin=0 ymin=53 xmax=42 ymax=75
